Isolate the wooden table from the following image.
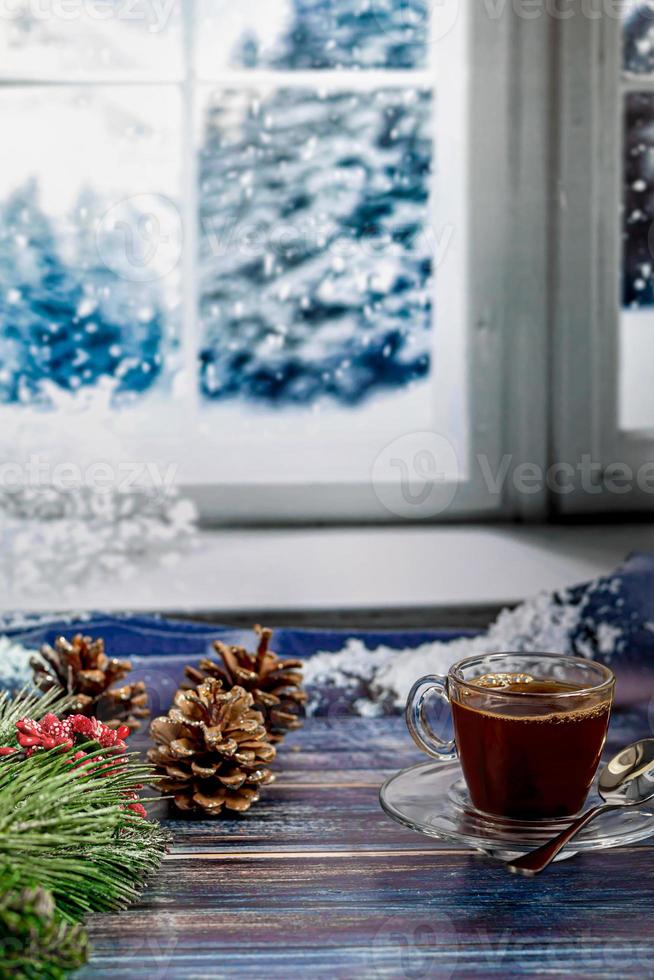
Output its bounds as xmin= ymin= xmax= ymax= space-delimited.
xmin=80 ymin=712 xmax=654 ymax=979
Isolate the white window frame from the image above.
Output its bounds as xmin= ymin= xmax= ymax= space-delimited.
xmin=189 ymin=0 xmax=552 ymax=523
xmin=553 ymin=0 xmax=654 ymax=514
xmin=0 ymin=1 xmax=556 ymax=525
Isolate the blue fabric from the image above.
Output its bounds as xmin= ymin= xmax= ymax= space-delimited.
xmin=3 ymin=613 xmax=472 ymax=661
xmin=3 ymin=551 xmax=654 ymax=712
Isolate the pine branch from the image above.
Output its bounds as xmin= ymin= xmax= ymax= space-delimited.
xmin=0 ymin=746 xmax=170 ymax=922
xmin=0 ymin=693 xmax=170 ymax=977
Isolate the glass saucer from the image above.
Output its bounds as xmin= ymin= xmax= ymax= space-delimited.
xmin=379 ymin=760 xmax=654 ymax=862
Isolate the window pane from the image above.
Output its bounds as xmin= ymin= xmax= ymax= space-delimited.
xmin=0 ymin=88 xmax=181 ymax=407
xmin=621 ymin=92 xmax=654 ymax=429
xmin=198 ymin=87 xmax=432 ymax=409
xmin=0 ymin=1 xmax=182 ymax=79
xmin=196 ymin=0 xmax=429 ymax=73
xmin=623 ymin=1 xmax=654 ymax=74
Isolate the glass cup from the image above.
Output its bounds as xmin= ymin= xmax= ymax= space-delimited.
xmin=405 ymin=652 xmax=616 ymax=820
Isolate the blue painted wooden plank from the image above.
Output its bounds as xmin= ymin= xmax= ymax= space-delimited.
xmin=81 ymin=698 xmax=654 ymax=977
xmin=82 ymin=849 xmax=654 ymax=979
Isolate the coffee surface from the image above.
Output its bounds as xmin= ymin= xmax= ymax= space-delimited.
xmin=489 ymin=680 xmax=581 ymax=695
xmin=451 ymin=674 xmax=611 ymax=820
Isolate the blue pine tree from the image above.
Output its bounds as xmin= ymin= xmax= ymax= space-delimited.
xmin=0 ymin=180 xmax=166 ymax=406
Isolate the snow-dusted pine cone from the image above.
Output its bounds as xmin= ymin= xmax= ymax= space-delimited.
xmin=31 ymin=634 xmax=149 ymax=732
xmin=148 ymin=678 xmax=276 ymax=816
xmin=185 ymin=625 xmax=306 ymax=743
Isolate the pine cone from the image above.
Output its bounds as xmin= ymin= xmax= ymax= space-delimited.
xmin=148 ymin=678 xmax=275 ymax=816
xmin=185 ymin=625 xmax=306 ymax=743
xmin=31 ymin=634 xmax=150 ymax=732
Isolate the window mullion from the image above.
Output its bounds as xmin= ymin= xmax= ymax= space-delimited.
xmin=195 ymin=69 xmax=430 ymax=89
xmin=552 ymin=6 xmax=624 ymax=513
xmin=0 ymin=78 xmax=181 ymax=87
xmin=180 ymin=0 xmax=201 ymax=429
xmin=621 ymin=74 xmax=654 ymax=93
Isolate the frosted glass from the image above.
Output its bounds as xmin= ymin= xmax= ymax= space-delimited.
xmin=198 ymin=87 xmax=433 ymax=407
xmin=196 ymin=0 xmax=429 ymax=73
xmin=0 ymin=87 xmax=182 ymax=406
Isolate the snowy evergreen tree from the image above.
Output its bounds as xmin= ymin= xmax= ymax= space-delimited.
xmin=0 ymin=180 xmax=166 ymax=406
xmin=198 ymin=87 xmax=432 ymax=408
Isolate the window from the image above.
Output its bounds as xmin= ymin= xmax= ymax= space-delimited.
xmin=1 ymin=1 xmax=518 ymax=523
xmin=621 ymin=2 xmax=654 ymax=431
xmin=550 ymin=1 xmax=654 ymax=514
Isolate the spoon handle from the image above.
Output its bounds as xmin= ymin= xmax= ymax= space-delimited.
xmin=506 ymin=803 xmax=615 ymax=876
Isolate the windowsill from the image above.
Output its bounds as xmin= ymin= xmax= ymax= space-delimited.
xmin=3 ymin=522 xmax=654 ymax=618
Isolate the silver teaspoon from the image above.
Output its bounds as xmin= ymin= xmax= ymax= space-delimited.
xmin=506 ymin=738 xmax=654 ymax=877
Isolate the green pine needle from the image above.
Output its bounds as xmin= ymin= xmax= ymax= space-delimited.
xmin=0 ymin=744 xmax=170 ymax=922
xmin=0 ymin=688 xmax=170 ymax=978
xmin=0 ymin=690 xmax=170 ymax=980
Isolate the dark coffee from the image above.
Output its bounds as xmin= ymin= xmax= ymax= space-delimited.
xmin=451 ymin=678 xmax=612 ymax=820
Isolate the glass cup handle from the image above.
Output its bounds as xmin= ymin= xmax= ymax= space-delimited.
xmin=405 ymin=674 xmax=457 ymax=761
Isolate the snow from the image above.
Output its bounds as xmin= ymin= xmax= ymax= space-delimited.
xmin=0 ymin=635 xmax=37 ymax=692
xmin=304 ymin=589 xmax=586 ymax=715
xmin=0 ymin=485 xmax=197 ymax=600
